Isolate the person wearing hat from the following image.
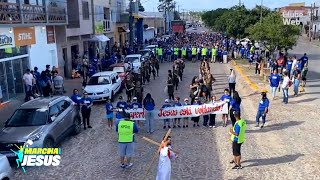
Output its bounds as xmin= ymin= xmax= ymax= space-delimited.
xmin=162 ymin=99 xmax=172 ymax=129
xmin=115 ymin=96 xmax=128 ymax=123
xmin=255 ymin=90 xmax=269 ymax=128
xmin=182 ymin=98 xmax=190 ymax=128
xmin=81 ymin=92 xmax=93 ymax=129
xmin=130 ymin=97 xmax=142 ymax=127
xmin=116 ymin=112 xmax=139 ymax=168
xmin=229 ymin=111 xmax=246 ymax=169
xmin=105 ymin=97 xmax=114 ymax=129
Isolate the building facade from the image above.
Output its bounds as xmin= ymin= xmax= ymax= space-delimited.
xmin=0 ymin=0 xmax=67 ymax=103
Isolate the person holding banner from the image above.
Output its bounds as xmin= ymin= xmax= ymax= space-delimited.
xmin=191 ymin=97 xmax=201 ymax=127
xmin=209 ymin=96 xmax=217 ymax=128
xmin=143 ymin=93 xmax=156 ymax=134
xmin=182 ymin=98 xmax=190 ymax=128
xmin=190 ymin=76 xmax=200 ymax=105
xmin=221 ymin=89 xmax=232 ymax=127
xmin=173 ymin=97 xmax=182 ymax=128
xmin=162 ymin=99 xmax=172 ymax=129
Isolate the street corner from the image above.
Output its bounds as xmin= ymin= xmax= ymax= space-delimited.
xmin=231 ymin=60 xmax=260 ymax=92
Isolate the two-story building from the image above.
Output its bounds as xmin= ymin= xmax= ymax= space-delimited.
xmin=0 ymin=0 xmax=67 ymax=103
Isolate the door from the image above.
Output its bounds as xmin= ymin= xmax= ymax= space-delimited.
xmin=5 ymin=61 xmax=16 ymax=99
xmin=62 ymin=48 xmax=68 ymax=78
xmin=0 ymin=62 xmax=8 ymax=103
xmin=12 ymin=59 xmax=23 ymax=94
xmin=56 ymin=100 xmax=73 ymax=134
xmin=48 ymin=103 xmax=64 ymax=142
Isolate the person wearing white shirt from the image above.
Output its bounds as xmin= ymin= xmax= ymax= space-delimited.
xmin=281 ymin=71 xmax=290 ymax=104
xmin=23 ymin=69 xmax=34 ymax=101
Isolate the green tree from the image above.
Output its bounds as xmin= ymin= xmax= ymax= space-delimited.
xmin=201 ymin=8 xmax=228 ymax=29
xmin=174 ymin=11 xmax=181 ymax=20
xmin=158 ymin=0 xmax=176 ymax=12
xmin=247 ymin=12 xmax=300 ymax=53
xmin=138 ymin=1 xmax=145 ymax=12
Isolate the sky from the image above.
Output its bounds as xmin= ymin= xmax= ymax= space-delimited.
xmin=141 ymin=0 xmax=318 ymax=12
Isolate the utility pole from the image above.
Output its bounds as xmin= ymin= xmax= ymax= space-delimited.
xmin=129 ymin=0 xmax=134 ymax=47
xmin=239 ymin=0 xmax=241 ymax=6
xmin=309 ymin=3 xmax=314 ymax=42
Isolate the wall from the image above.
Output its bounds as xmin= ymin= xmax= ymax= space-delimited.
xmin=66 ymin=0 xmax=93 ymax=37
xmin=29 ymin=26 xmax=58 ymax=72
xmin=143 ymin=28 xmax=155 ymax=41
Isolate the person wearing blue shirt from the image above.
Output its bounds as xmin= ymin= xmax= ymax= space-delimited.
xmin=222 ymin=49 xmax=228 ymax=63
xmin=218 ymin=48 xmax=223 ymax=63
xmin=269 ymin=69 xmax=281 ymax=100
xmin=229 ymin=91 xmax=242 ymax=126
xmin=221 ymin=89 xmax=232 ymax=127
xmin=71 ymin=89 xmax=82 ymax=110
xmin=173 ymin=97 xmax=182 ymax=128
xmin=300 ymin=53 xmax=308 ymax=68
xmin=87 ymin=64 xmax=96 ymax=77
xmin=81 ymin=92 xmax=93 ymax=129
xmin=162 ymin=99 xmax=172 ymax=129
xmin=286 ymin=58 xmax=293 ymax=78
xmin=143 ymin=93 xmax=156 ymax=133
xmin=240 ymin=46 xmax=245 ymax=59
xmin=297 ymin=60 xmax=303 ymax=71
xmin=105 ymin=97 xmax=114 ymax=129
xmin=256 ymin=90 xmax=269 ymax=128
xmin=130 ymin=97 xmax=142 ymax=127
xmin=167 ymin=47 xmax=172 ymax=62
xmin=116 ymin=96 xmax=127 ymax=122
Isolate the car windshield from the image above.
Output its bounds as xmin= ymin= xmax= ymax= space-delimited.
xmin=112 ymin=67 xmax=125 ymax=73
xmin=87 ymin=76 xmax=111 ymax=85
xmin=6 ymin=109 xmax=48 ymax=127
xmin=139 ymin=51 xmax=150 ymax=57
xmin=125 ymin=57 xmax=140 ymax=63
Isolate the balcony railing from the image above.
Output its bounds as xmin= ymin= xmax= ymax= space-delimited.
xmin=103 ymin=20 xmax=111 ymax=31
xmin=0 ymin=2 xmax=67 ymax=25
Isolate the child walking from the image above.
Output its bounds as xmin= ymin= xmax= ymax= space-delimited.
xmin=105 ymin=97 xmax=114 ymax=129
xmin=162 ymin=99 xmax=172 ymax=129
xmin=173 ymin=97 xmax=182 ymax=128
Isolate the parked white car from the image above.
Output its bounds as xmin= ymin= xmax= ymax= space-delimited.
xmin=84 ymin=71 xmax=122 ymax=102
xmin=0 ymin=154 xmax=12 ymax=180
xmin=124 ymin=54 xmax=144 ymax=73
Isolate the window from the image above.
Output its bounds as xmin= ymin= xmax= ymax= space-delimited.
xmin=87 ymin=76 xmax=111 ymax=85
xmin=57 ymin=100 xmax=71 ymax=113
xmin=112 ymin=77 xmax=116 ymax=84
xmin=82 ymin=1 xmax=89 ymax=20
xmin=6 ymin=109 xmax=48 ymax=127
xmin=49 ymin=104 xmax=61 ymax=118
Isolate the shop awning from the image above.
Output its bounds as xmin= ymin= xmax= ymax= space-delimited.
xmin=89 ymin=34 xmax=110 ymax=42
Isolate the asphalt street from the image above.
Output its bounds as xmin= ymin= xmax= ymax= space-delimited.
xmin=290 ymin=36 xmax=320 ymax=104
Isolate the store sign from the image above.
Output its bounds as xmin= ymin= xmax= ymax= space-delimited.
xmin=0 ymin=28 xmax=15 ymax=49
xmin=13 ymin=27 xmax=36 ymax=46
xmin=46 ymin=26 xmax=55 ymax=44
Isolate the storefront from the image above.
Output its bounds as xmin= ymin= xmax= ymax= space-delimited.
xmin=0 ymin=26 xmax=58 ymax=104
xmin=0 ymin=27 xmax=31 ymax=103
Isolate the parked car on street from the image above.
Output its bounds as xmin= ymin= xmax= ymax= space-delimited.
xmin=0 ymin=154 xmax=12 ymax=180
xmin=107 ymin=63 xmax=130 ymax=88
xmin=84 ymin=71 xmax=122 ymax=102
xmin=0 ymin=96 xmax=81 ymax=160
xmin=124 ymin=54 xmax=144 ymax=73
xmin=138 ymin=49 xmax=152 ymax=59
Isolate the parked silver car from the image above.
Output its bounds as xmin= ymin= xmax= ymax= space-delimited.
xmin=0 ymin=96 xmax=81 ymax=159
xmin=0 ymin=154 xmax=12 ymax=180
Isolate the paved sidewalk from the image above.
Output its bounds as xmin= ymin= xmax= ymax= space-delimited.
xmin=0 ymin=78 xmax=83 ymax=127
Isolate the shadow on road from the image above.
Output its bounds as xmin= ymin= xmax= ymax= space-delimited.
xmin=243 ymin=153 xmax=304 ymax=167
xmin=290 ymin=97 xmax=318 ymax=104
xmin=246 ymin=121 xmax=304 ymax=133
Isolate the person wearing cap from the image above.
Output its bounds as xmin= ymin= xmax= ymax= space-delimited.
xmin=115 ymin=96 xmax=128 ymax=123
xmin=116 ymin=112 xmax=138 ymax=168
xmin=182 ymin=98 xmax=190 ymax=128
xmin=162 ymin=99 xmax=172 ymax=129
xmin=191 ymin=97 xmax=201 ymax=127
xmin=105 ymin=97 xmax=114 ymax=129
xmin=81 ymin=92 xmax=93 ymax=129
xmin=130 ymin=97 xmax=142 ymax=127
xmin=255 ymin=90 xmax=269 ymax=128
xmin=229 ymin=111 xmax=246 ymax=169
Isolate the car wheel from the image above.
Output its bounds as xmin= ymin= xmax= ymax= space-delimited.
xmin=72 ymin=116 xmax=81 ymax=135
xmin=43 ymin=138 xmax=54 ymax=148
xmin=110 ymin=92 xmax=114 ymax=102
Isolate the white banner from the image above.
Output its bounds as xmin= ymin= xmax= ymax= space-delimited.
xmin=127 ymin=102 xmax=228 ymax=121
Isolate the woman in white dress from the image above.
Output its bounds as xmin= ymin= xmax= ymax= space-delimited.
xmin=156 ymin=136 xmax=177 ymax=180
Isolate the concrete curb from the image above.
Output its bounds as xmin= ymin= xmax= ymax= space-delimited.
xmin=231 ymin=60 xmax=260 ymax=91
